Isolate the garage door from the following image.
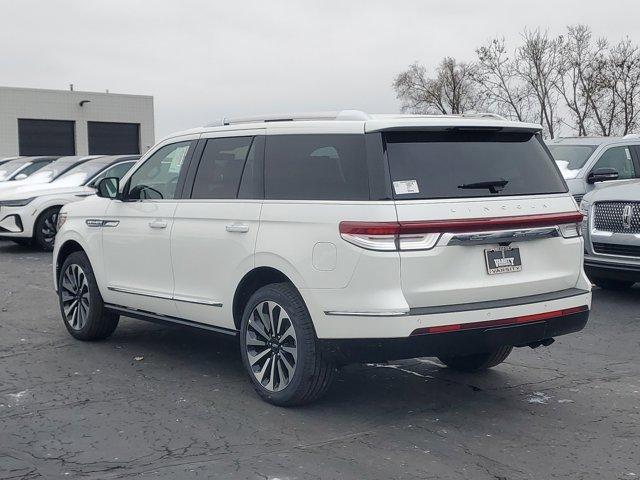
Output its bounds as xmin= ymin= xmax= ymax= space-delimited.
xmin=18 ymin=119 xmax=76 ymax=156
xmin=88 ymin=122 xmax=140 ymax=155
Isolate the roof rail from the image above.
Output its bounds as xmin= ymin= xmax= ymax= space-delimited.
xmin=206 ymin=110 xmax=370 ymax=127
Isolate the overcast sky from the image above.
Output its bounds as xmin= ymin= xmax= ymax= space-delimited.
xmin=2 ymin=0 xmax=639 ymax=138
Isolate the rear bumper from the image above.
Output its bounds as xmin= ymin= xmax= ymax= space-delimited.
xmin=584 ymin=258 xmax=640 ymax=282
xmin=320 ymin=308 xmax=589 ymax=363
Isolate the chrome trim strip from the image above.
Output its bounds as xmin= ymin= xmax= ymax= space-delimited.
xmin=324 ymin=288 xmax=590 ymax=318
xmin=86 ymin=219 xmax=120 ymax=228
xmin=173 ymin=294 xmax=223 ymax=307
xmin=108 ymin=286 xmax=173 ymax=300
xmin=108 ymin=286 xmax=222 ymax=307
xmin=445 ymin=227 xmax=559 ymax=246
xmin=324 ymin=310 xmax=410 ymax=317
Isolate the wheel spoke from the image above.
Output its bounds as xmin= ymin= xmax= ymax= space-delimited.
xmin=267 ymin=301 xmax=279 ymax=336
xmin=247 ymin=346 xmax=271 ymax=366
xmin=249 ymin=314 xmax=270 ymax=341
xmin=246 ymin=331 xmax=268 ymax=347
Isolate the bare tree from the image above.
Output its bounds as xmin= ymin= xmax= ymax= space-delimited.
xmin=555 ymin=25 xmax=606 ymax=135
xmin=516 ymin=29 xmax=563 ymax=138
xmin=588 ymin=43 xmax=619 ymax=136
xmin=475 ymin=37 xmax=532 ymax=121
xmin=610 ymin=38 xmax=640 ymax=134
xmin=393 ymin=57 xmax=482 ymax=114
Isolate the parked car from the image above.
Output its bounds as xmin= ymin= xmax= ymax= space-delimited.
xmin=580 ymin=180 xmax=640 ymax=290
xmin=0 ymin=156 xmax=58 ymax=182
xmin=53 ymin=111 xmax=591 ymax=406
xmin=0 ymin=156 xmax=21 ymax=166
xmin=0 ymin=155 xmax=138 ymax=249
xmin=0 ymin=155 xmax=101 ymax=195
xmin=546 ymin=135 xmax=640 ymax=204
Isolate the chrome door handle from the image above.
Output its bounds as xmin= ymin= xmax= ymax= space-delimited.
xmin=226 ymin=223 xmax=249 ymax=233
xmin=149 ymin=220 xmax=167 ymax=229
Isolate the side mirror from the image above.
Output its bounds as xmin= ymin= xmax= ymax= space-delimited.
xmin=14 ymin=173 xmax=28 ymax=180
xmin=587 ymin=168 xmax=619 ymax=184
xmin=96 ymin=177 xmax=120 ymax=199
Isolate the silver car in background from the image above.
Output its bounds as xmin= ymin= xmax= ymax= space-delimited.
xmin=547 ymin=135 xmax=640 ymax=204
xmin=581 ymin=180 xmax=640 ymax=290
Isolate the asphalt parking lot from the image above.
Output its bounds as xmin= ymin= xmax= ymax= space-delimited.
xmin=0 ymin=240 xmax=639 ymax=480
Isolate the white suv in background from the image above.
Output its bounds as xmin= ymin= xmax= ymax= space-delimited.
xmin=53 ymin=111 xmax=591 ymax=406
xmin=0 ymin=155 xmax=138 ymax=249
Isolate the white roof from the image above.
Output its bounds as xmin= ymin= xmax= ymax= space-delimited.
xmin=162 ymin=111 xmax=542 ymax=142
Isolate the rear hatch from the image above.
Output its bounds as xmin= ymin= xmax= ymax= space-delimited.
xmin=384 ymin=129 xmax=583 ymax=308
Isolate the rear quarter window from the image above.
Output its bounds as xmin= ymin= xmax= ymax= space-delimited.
xmin=385 ymin=131 xmax=567 ymax=200
xmin=265 ymin=134 xmax=369 ymax=201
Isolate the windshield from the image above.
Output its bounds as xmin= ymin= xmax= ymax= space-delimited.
xmin=0 ymin=159 xmax=30 ymax=181
xmin=547 ymin=145 xmax=597 ymax=179
xmin=50 ymin=161 xmax=112 ymax=187
xmin=23 ymin=158 xmax=84 ymax=184
xmin=385 ymin=131 xmax=567 ymax=200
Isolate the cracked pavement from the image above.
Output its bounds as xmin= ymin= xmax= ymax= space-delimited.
xmin=0 ymin=240 xmax=639 ymax=479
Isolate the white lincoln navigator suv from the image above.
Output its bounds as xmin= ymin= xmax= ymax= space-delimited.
xmin=53 ymin=111 xmax=591 ymax=406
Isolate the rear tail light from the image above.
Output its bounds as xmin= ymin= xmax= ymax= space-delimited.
xmin=340 ymin=212 xmax=584 ymax=251
xmin=339 ymin=222 xmax=440 ymax=251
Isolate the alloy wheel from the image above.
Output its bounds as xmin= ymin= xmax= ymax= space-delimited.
xmin=60 ymin=264 xmax=90 ymax=330
xmin=245 ymin=301 xmax=298 ymax=392
xmin=41 ymin=211 xmax=58 ymax=246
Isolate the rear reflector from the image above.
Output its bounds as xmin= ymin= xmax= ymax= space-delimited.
xmin=410 ymin=305 xmax=589 ymax=336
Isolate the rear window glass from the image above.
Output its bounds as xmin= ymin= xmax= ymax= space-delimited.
xmin=265 ymin=134 xmax=369 ymax=200
xmin=385 ymin=131 xmax=567 ymax=200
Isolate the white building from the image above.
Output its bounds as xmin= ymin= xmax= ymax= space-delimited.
xmin=0 ymin=86 xmax=155 ymax=157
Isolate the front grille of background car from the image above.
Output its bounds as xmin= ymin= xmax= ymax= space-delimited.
xmin=592 ymin=242 xmax=640 ymax=257
xmin=593 ymin=202 xmax=640 ymax=234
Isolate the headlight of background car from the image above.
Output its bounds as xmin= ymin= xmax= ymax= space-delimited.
xmin=56 ymin=212 xmax=68 ymax=230
xmin=579 ymin=200 xmax=590 ymax=229
xmin=0 ymin=197 xmax=35 ymax=207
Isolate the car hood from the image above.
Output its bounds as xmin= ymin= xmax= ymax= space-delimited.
xmin=583 ymin=179 xmax=640 ymax=203
xmin=0 ymin=183 xmax=95 ymax=201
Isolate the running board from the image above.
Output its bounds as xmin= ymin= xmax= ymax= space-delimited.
xmin=104 ymin=304 xmax=238 ymax=336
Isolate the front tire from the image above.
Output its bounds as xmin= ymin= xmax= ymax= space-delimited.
xmin=58 ymin=251 xmax=119 ymax=341
xmin=240 ymin=283 xmax=335 ymax=406
xmin=438 ymin=346 xmax=513 ymax=372
xmin=34 ymin=207 xmax=60 ymax=251
xmin=591 ymin=277 xmax=634 ymax=291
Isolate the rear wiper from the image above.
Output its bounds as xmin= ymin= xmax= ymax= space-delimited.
xmin=458 ymin=179 xmax=509 ymax=194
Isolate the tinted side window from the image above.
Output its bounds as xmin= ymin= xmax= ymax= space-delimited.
xmin=265 ymin=134 xmax=369 ymax=200
xmin=191 ymin=137 xmax=254 ymax=199
xmin=593 ymin=146 xmax=636 ymax=179
xmin=91 ymin=162 xmax=135 ymax=185
xmin=127 ymin=141 xmax=192 ymax=200
xmin=15 ymin=161 xmax=50 ymax=178
xmin=238 ymin=135 xmax=265 ymax=199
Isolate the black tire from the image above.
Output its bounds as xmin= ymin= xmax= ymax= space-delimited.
xmin=58 ymin=251 xmax=119 ymax=341
xmin=591 ymin=277 xmax=634 ymax=291
xmin=34 ymin=207 xmax=61 ymax=251
xmin=438 ymin=346 xmax=513 ymax=373
xmin=11 ymin=238 xmax=32 ymax=247
xmin=239 ymin=282 xmax=335 ymax=406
